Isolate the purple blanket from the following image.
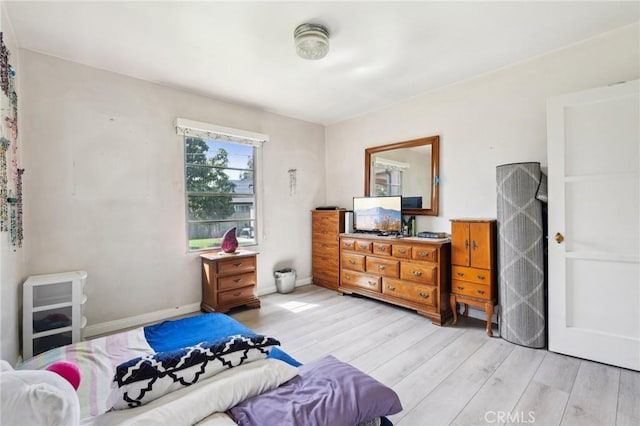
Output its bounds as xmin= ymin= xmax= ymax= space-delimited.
xmin=228 ymin=355 xmax=402 ymax=426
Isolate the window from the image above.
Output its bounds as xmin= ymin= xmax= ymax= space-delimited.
xmin=375 ymin=169 xmax=403 ymax=196
xmin=177 ymin=119 xmax=268 ymax=251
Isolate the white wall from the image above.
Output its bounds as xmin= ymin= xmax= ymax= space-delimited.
xmin=0 ymin=2 xmax=25 ymax=365
xmin=20 ymin=51 xmax=326 ymax=333
xmin=325 ymin=24 xmax=639 ymax=234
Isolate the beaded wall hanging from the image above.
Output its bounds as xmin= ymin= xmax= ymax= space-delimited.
xmin=0 ymin=32 xmax=23 ymax=249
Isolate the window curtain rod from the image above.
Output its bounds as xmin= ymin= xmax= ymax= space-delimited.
xmin=175 ymin=118 xmax=269 ymax=147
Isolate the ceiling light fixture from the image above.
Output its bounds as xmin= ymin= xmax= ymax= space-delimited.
xmin=294 ymin=23 xmax=330 ymax=60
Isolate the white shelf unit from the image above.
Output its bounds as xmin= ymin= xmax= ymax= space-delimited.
xmin=22 ymin=271 xmax=87 ymax=359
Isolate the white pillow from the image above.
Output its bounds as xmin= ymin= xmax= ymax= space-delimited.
xmin=0 ymin=360 xmax=80 ymax=426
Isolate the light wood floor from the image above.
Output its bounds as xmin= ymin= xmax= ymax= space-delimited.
xmin=230 ymin=284 xmax=639 ymax=426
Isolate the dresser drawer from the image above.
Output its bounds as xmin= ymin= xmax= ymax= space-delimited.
xmin=313 ymin=240 xmax=338 ymax=253
xmin=400 ymin=262 xmax=436 ymax=285
xmin=382 ymin=278 xmax=437 ymax=307
xmin=366 ymin=256 xmax=399 ymax=278
xmin=218 ymin=286 xmax=256 ymax=305
xmin=341 ymin=238 xmax=356 ymax=251
xmin=341 ymin=270 xmax=380 ymax=292
xmin=313 ymin=268 xmax=339 ymax=284
xmin=452 ymin=279 xmax=492 ymax=300
xmin=218 ymin=272 xmax=256 ymax=291
xmin=313 ymin=253 xmax=339 ymax=274
xmin=354 ymin=240 xmax=373 ymax=254
xmin=392 ymin=244 xmax=413 ymax=259
xmin=313 ymin=228 xmax=337 ymax=241
xmin=372 ymin=242 xmax=392 ymax=256
xmin=412 ymin=247 xmax=438 ymax=262
xmin=313 ymin=213 xmax=339 ymax=228
xmin=342 ymin=253 xmax=365 ymax=272
xmin=217 ymin=256 xmax=256 ymax=274
xmin=452 ymin=266 xmax=492 ymax=285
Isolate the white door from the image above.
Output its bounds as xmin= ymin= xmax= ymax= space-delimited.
xmin=547 ymin=80 xmax=639 ymax=371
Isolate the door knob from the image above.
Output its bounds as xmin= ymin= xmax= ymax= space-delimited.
xmin=555 ymin=232 xmax=564 ymax=244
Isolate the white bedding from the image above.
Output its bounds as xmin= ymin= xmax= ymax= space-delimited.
xmin=82 ymin=359 xmax=298 ymax=426
xmin=18 ymin=328 xmax=153 ymax=418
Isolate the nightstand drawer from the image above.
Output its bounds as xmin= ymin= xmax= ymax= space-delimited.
xmin=382 ymin=278 xmax=437 ymax=307
xmin=452 ymin=279 xmax=492 ymax=300
xmin=366 ymin=256 xmax=399 ymax=278
xmin=218 ymin=286 xmax=256 ymax=305
xmin=217 ymin=256 xmax=256 ymax=274
xmin=452 ymin=266 xmax=492 ymax=285
xmin=218 ymin=272 xmax=256 ymax=291
xmin=342 ymin=253 xmax=365 ymax=272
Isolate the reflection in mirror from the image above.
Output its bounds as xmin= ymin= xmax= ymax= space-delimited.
xmin=365 ymin=136 xmax=439 ymax=216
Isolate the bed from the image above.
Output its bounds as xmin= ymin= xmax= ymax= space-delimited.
xmin=15 ymin=312 xmax=402 ymax=425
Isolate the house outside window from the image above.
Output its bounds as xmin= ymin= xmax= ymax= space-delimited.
xmin=177 ymin=118 xmax=267 ymax=252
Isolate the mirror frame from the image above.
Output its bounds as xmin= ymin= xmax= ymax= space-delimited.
xmin=364 ymin=135 xmax=440 ymax=216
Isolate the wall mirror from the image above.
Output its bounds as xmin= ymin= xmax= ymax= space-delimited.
xmin=365 ymin=135 xmax=439 ymax=216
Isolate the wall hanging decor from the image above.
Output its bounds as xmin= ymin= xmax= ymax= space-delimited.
xmin=288 ymin=168 xmax=297 ymax=196
xmin=0 ymin=32 xmax=24 ymax=249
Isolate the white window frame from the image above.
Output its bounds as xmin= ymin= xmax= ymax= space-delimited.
xmin=176 ymin=118 xmax=267 ymax=252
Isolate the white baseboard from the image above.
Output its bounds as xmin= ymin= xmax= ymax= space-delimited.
xmin=84 ymin=302 xmax=201 ymax=338
xmin=85 ymin=277 xmax=313 ymax=338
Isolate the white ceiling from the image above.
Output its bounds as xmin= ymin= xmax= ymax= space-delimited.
xmin=4 ymin=1 xmax=639 ymax=125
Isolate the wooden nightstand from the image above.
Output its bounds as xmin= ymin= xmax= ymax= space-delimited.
xmin=449 ymin=219 xmax=497 ymax=336
xmin=200 ymin=250 xmax=260 ymax=313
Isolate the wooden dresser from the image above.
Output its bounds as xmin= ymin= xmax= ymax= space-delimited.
xmin=312 ymin=210 xmax=346 ymax=290
xmin=449 ymin=219 xmax=497 ymax=336
xmin=200 ymin=250 xmax=260 ymax=313
xmin=338 ymin=234 xmax=451 ymax=325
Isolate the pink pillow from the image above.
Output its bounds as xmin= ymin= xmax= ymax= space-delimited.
xmin=47 ymin=361 xmax=81 ymax=390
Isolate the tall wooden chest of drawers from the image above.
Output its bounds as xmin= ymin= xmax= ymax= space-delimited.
xmin=338 ymin=234 xmax=451 ymax=325
xmin=200 ymin=250 xmax=260 ymax=313
xmin=449 ymin=219 xmax=497 ymax=336
xmin=312 ymin=210 xmax=346 ymax=290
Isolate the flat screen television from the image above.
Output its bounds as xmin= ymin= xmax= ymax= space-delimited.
xmin=353 ymin=196 xmax=402 ymax=234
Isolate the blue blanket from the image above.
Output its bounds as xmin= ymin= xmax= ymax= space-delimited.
xmin=143 ymin=313 xmax=301 ymax=367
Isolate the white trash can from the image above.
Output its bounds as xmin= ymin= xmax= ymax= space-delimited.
xmin=274 ymin=268 xmax=296 ymax=294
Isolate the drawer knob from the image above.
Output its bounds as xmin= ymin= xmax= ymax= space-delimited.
xmin=419 ymin=292 xmax=429 ymax=299
xmin=419 ymin=251 xmax=428 ymax=257
xmin=367 ymin=281 xmax=377 ymax=287
xmin=477 ymin=289 xmax=485 ymax=295
xmin=233 ymin=263 xmax=242 ymax=267
xmin=345 ymin=274 xmax=352 ymax=280
xmin=233 ymin=292 xmax=242 ymax=297
xmin=233 ymin=278 xmax=241 ymax=283
xmin=378 ymin=244 xmax=385 ymax=250
xmin=359 ymin=244 xmax=368 ymax=249
xmin=387 ymin=285 xmax=396 ymax=291
xmin=398 ymin=248 xmax=407 ymax=254
xmin=349 ymin=260 xmax=356 ymax=264
xmin=457 ymin=272 xmax=464 ymax=277
xmin=377 ymin=265 xmax=386 ymax=270
xmin=412 ymin=270 xmax=423 ymax=276
xmin=477 ymin=275 xmax=485 ymax=280
xmin=457 ymin=286 xmax=465 ymax=291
